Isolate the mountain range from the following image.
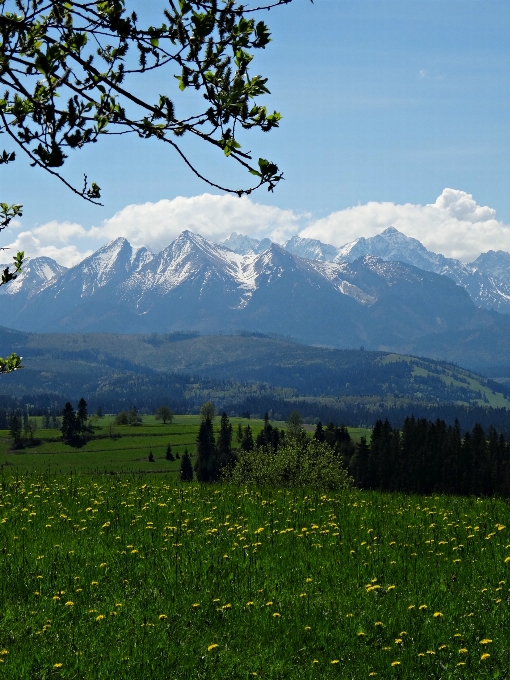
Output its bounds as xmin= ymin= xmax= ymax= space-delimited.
xmin=2 ymin=227 xmax=510 ymax=371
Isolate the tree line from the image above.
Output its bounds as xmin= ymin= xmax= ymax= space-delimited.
xmin=334 ymin=417 xmax=510 ymax=497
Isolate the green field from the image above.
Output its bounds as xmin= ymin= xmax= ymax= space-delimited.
xmin=0 ymin=416 xmax=371 ymax=475
xmin=0 ymin=477 xmax=509 ymax=678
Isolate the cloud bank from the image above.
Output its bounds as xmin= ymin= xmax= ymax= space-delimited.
xmin=2 ymin=189 xmax=509 ymax=267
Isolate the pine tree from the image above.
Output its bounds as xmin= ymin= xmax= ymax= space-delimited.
xmin=165 ymin=443 xmax=174 ymax=461
xmin=9 ymin=415 xmax=21 ymax=446
xmin=241 ymin=424 xmax=254 ymax=451
xmin=216 ymin=412 xmax=234 ymax=474
xmin=195 ymin=416 xmax=216 ymax=482
xmin=61 ymin=402 xmax=77 ymax=442
xmin=180 ymin=450 xmax=194 ymax=482
xmin=313 ymin=421 xmax=326 ymax=443
xmin=76 ymin=397 xmax=88 ymax=432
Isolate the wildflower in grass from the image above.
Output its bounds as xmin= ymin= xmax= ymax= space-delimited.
xmin=505 ymin=556 xmax=510 ymax=563
xmin=266 ymin=601 xmax=273 ymax=606
xmin=391 ymin=661 xmax=400 ymax=666
xmin=91 ymin=581 xmax=98 ymax=586
xmin=95 ymin=615 xmax=105 ymax=621
xmin=481 ymin=653 xmax=490 ymax=661
xmin=395 ymin=638 xmax=402 ymax=644
xmin=375 ymin=621 xmax=383 ymax=627
xmin=247 ymin=602 xmax=254 ymax=606
xmin=0 ymin=650 xmax=8 ymax=655
xmin=207 ymin=644 xmax=219 ymax=652
xmin=417 ymin=653 xmax=425 ymax=657
xmin=52 ymin=596 xmax=60 ymax=601
xmin=65 ymin=601 xmax=74 ymax=607
xmin=273 ymin=612 xmax=281 ymax=617
xmin=459 ymin=648 xmax=468 ymax=654
xmin=53 ymin=663 xmax=63 ymax=668
xmin=313 ymin=660 xmax=319 ymax=664
xmin=357 ymin=631 xmax=365 ymax=637
xmin=457 ymin=662 xmax=466 ymax=666
xmin=159 ymin=614 xmax=168 ymax=620
xmin=408 ymin=605 xmax=415 ymax=610
xmin=419 ymin=605 xmax=427 ymax=610
xmin=304 ymin=626 xmax=311 ymax=631
xmin=99 ymin=563 xmax=107 ymax=568
xmin=438 ymin=645 xmax=447 ymax=650
xmin=388 ymin=585 xmax=395 ymax=591
xmin=480 ymin=639 xmax=492 ymax=644
xmin=306 ymin=578 xmax=312 ymax=582
xmin=300 ymin=593 xmax=307 ymax=597
xmin=331 ymin=660 xmax=339 ymax=664
xmin=433 ymin=612 xmax=444 ymax=618
xmin=192 ymin=603 xmax=200 ymax=608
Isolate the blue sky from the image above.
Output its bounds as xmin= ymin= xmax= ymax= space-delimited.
xmin=1 ymin=0 xmax=509 ymax=265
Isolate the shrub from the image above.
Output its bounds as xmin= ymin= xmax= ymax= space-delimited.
xmin=224 ymin=439 xmax=352 ymax=491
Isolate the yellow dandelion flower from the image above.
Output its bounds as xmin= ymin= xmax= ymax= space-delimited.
xmin=313 ymin=660 xmax=319 ymax=664
xmin=0 ymin=650 xmax=8 ymax=655
xmin=408 ymin=605 xmax=415 ymax=610
xmin=457 ymin=662 xmax=466 ymax=666
xmin=192 ymin=603 xmax=200 ymax=608
xmin=159 ymin=614 xmax=168 ymax=620
xmin=391 ymin=661 xmax=400 ymax=666
xmin=480 ymin=639 xmax=492 ymax=645
xmin=91 ymin=581 xmax=98 ymax=586
xmin=459 ymin=648 xmax=468 ymax=654
xmin=375 ymin=621 xmax=383 ymax=626
xmin=419 ymin=604 xmax=427 ymax=610
xmin=395 ymin=638 xmax=402 ymax=644
xmin=433 ymin=612 xmax=443 ymax=618
xmin=53 ymin=663 xmax=63 ymax=668
xmin=481 ymin=653 xmax=490 ymax=661
xmin=388 ymin=585 xmax=396 ymax=591
xmin=247 ymin=602 xmax=254 ymax=606
xmin=273 ymin=612 xmax=281 ymax=617
xmin=266 ymin=601 xmax=273 ymax=606
xmin=438 ymin=645 xmax=447 ymax=650
xmin=306 ymin=578 xmax=313 ymax=582
xmin=64 ymin=601 xmax=74 ymax=607
xmin=505 ymin=556 xmax=510 ymax=563
xmin=95 ymin=614 xmax=105 ymax=621
xmin=207 ymin=644 xmax=219 ymax=652
xmin=52 ymin=596 xmax=60 ymax=601
xmin=331 ymin=660 xmax=339 ymax=664
xmin=369 ymin=673 xmax=377 ymax=677
xmin=357 ymin=631 xmax=365 ymax=637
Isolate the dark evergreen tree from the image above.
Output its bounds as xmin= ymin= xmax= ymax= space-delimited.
xmin=236 ymin=423 xmax=243 ymax=444
xmin=76 ymin=397 xmax=88 ymax=432
xmin=216 ymin=412 xmax=235 ymax=475
xmin=9 ymin=415 xmax=21 ymax=446
xmin=61 ymin=402 xmax=77 ymax=442
xmin=241 ymin=424 xmax=254 ymax=451
xmin=165 ymin=443 xmax=175 ymax=461
xmin=180 ymin=450 xmax=194 ymax=482
xmin=148 ymin=451 xmax=155 ymax=462
xmin=314 ymin=421 xmax=326 ymax=443
xmin=194 ymin=416 xmax=216 ymax=482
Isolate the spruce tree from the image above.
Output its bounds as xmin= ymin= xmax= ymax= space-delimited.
xmin=165 ymin=443 xmax=175 ymax=461
xmin=61 ymin=402 xmax=77 ymax=442
xmin=9 ymin=415 xmax=21 ymax=446
xmin=76 ymin=397 xmax=88 ymax=433
xmin=180 ymin=450 xmax=194 ymax=482
xmin=216 ymin=412 xmax=234 ymax=475
xmin=314 ymin=421 xmax=326 ymax=443
xmin=241 ymin=424 xmax=254 ymax=451
xmin=195 ymin=415 xmax=216 ymax=482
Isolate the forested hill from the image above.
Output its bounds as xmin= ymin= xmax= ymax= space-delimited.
xmin=0 ymin=328 xmax=508 ymax=410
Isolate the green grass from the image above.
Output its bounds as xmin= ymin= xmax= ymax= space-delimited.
xmin=0 ymin=478 xmax=509 ymax=678
xmin=0 ymin=416 xmax=279 ymax=475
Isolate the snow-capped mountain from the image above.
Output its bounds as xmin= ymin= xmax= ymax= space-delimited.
xmin=284 ymin=235 xmax=339 ymax=262
xmin=0 ymin=256 xmax=66 ymax=296
xmin=221 ymin=232 xmax=272 ymax=255
xmin=0 ymin=229 xmax=504 ymax=359
xmin=291 ymin=227 xmax=510 ymax=315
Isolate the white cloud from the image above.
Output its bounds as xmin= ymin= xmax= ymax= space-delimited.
xmin=1 ymin=189 xmax=509 ymax=266
xmin=90 ymin=194 xmax=306 ymax=251
xmin=299 ymin=188 xmax=510 ymax=262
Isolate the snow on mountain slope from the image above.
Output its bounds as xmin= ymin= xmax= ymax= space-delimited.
xmin=0 ymin=256 xmax=66 ymax=297
xmin=285 ymin=235 xmax=339 ymax=261
xmin=221 ymin=232 xmax=272 ymax=255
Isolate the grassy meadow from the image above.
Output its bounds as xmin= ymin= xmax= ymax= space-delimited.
xmin=0 ymin=475 xmax=509 ymax=678
xmin=0 ymin=415 xmax=371 ymax=476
